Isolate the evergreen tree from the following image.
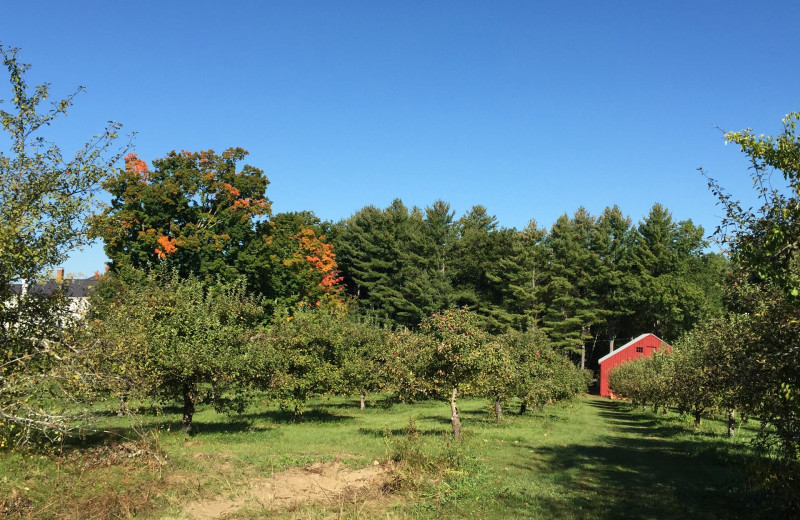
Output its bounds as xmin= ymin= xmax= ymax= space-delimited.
xmin=539 ymin=208 xmax=601 ymax=367
xmin=450 ymin=206 xmax=516 ymax=332
xmin=629 ymin=204 xmax=723 ymax=340
xmin=423 ymin=200 xmax=457 ymax=310
xmin=496 ymin=220 xmax=548 ymax=332
xmin=591 ymin=206 xmax=637 ymax=353
xmin=334 ymin=200 xmax=434 ymax=326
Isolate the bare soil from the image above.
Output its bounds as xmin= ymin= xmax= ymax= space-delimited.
xmin=171 ymin=460 xmax=392 ymax=519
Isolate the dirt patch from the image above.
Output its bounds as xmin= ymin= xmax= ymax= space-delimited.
xmin=188 ymin=452 xmax=227 ymax=459
xmin=173 ymin=460 xmax=392 ymax=519
xmin=1 ymin=488 xmax=34 ymax=517
xmin=64 ymin=441 xmax=161 ymax=469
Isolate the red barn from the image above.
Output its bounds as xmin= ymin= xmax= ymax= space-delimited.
xmin=598 ymin=333 xmax=670 ymax=397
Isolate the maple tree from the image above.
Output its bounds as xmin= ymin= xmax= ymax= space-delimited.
xmin=288 ymin=227 xmax=344 ymax=301
xmin=237 ymin=211 xmax=344 ymax=310
xmin=94 ymin=148 xmax=271 ymax=280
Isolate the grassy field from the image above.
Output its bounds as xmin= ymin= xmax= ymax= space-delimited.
xmin=0 ymin=395 xmax=774 ymax=519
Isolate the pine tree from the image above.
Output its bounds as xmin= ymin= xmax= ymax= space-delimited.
xmin=450 ymin=206 xmax=516 ymax=332
xmin=334 ymin=200 xmax=438 ymax=326
xmin=496 ymin=221 xmax=548 ymax=332
xmin=539 ymin=209 xmax=601 ymax=368
xmin=591 ymin=206 xmax=637 ymax=354
xmin=423 ymin=200 xmax=457 ymax=310
xmin=629 ymin=204 xmax=723 ymax=340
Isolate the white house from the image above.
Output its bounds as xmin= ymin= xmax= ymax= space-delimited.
xmin=10 ymin=268 xmax=97 ymax=320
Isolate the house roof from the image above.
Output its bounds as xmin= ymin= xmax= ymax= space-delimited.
xmin=597 ymin=333 xmax=661 ymax=364
xmin=10 ymin=276 xmax=98 ymax=298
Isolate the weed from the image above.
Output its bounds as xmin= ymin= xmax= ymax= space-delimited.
xmin=384 ymin=415 xmax=487 ymax=510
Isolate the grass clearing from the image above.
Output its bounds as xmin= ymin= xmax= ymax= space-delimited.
xmin=0 ymin=395 xmax=774 ymax=519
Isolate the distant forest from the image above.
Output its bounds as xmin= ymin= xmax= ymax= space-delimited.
xmin=325 ymin=199 xmax=724 ymax=368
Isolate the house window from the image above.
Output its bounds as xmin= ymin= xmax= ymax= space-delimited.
xmin=635 ymin=346 xmax=644 ymax=353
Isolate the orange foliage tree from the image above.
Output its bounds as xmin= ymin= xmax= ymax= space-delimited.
xmin=295 ymin=228 xmax=344 ymax=292
xmin=282 ymin=227 xmax=344 ymax=306
xmin=234 ymin=211 xmax=344 ymax=311
xmin=94 ymin=148 xmax=271 ymax=280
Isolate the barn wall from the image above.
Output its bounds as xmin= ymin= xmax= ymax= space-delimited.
xmin=599 ymin=334 xmax=666 ymax=397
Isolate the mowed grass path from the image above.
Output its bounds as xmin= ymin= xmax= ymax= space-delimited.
xmin=481 ymin=396 xmax=766 ymax=520
xmin=1 ymin=396 xmax=768 ymax=519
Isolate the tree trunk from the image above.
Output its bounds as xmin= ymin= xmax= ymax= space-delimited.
xmin=519 ymin=401 xmax=528 ymax=415
xmin=118 ymin=392 xmax=129 ymax=417
xmin=182 ymin=383 xmax=196 ymax=434
xmin=726 ymin=408 xmax=735 ymax=437
xmin=450 ymin=387 xmax=462 ymax=440
xmin=360 ymin=391 xmax=366 ymax=410
xmin=494 ymin=398 xmax=503 ymax=421
xmin=580 ymin=344 xmax=586 ymax=370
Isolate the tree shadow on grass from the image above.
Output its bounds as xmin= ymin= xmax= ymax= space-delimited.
xmin=415 ymin=407 xmax=498 ymax=426
xmin=87 ymin=404 xmax=184 ymax=418
xmin=497 ymin=399 xmax=771 ymax=520
xmin=241 ymin=407 xmax=355 ymax=424
xmin=306 ymin=400 xmax=366 ymax=411
xmin=140 ymin=404 xmax=357 ymax=430
xmin=357 ymin=426 xmax=450 ymax=438
xmin=589 ymin=399 xmax=743 ymax=441
xmin=76 ymin=403 xmax=354 ymax=444
xmin=94 ymin=417 xmax=271 ymax=441
xmin=513 ymin=441 xmax=767 ymax=519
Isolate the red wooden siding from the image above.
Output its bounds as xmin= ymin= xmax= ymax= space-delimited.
xmin=598 ymin=333 xmax=670 ymax=397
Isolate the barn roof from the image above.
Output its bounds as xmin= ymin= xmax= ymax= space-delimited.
xmin=597 ymin=333 xmax=658 ymax=364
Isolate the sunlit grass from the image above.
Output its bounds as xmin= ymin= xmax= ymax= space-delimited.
xmin=0 ymin=395 xmax=775 ymax=519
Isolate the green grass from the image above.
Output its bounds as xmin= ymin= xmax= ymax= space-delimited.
xmin=0 ymin=395 xmax=775 ymax=519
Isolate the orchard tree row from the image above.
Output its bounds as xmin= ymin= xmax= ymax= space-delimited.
xmin=91 ymin=276 xmax=587 ymax=440
xmin=608 ymin=315 xmax=749 ymax=433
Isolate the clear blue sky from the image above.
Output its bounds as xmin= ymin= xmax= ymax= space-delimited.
xmin=4 ymin=1 xmax=799 ymax=277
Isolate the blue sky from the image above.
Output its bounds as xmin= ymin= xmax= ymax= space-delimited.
xmin=4 ymin=1 xmax=799 ymax=276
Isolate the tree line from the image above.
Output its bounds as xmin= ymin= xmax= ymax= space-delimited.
xmin=91 ymin=145 xmax=727 ymax=371
xmin=330 ymin=200 xmax=726 ymax=367
xmin=95 ymin=148 xmax=727 ymax=367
